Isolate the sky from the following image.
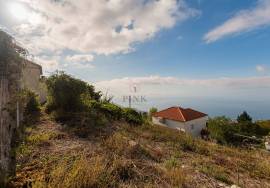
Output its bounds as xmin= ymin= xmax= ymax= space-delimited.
xmin=0 ymin=0 xmax=270 ymax=119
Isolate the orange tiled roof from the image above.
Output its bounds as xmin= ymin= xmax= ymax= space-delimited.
xmin=153 ymin=107 xmax=207 ymax=122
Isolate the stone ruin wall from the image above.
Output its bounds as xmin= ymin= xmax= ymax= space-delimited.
xmin=0 ymin=63 xmax=22 ymax=184
xmin=0 ymin=60 xmax=44 ymax=184
xmin=0 ymin=67 xmax=15 ymax=182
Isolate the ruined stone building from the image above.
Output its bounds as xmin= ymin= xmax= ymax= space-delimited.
xmin=0 ymin=58 xmax=44 ymax=183
xmin=22 ymin=60 xmax=47 ymax=103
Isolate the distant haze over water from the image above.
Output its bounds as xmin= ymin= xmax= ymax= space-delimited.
xmin=114 ymin=97 xmax=270 ymax=120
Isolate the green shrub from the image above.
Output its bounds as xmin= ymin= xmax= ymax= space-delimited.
xmin=207 ymin=115 xmax=267 ymax=146
xmin=256 ymin=120 xmax=270 ymax=136
xmin=16 ymin=89 xmax=40 ymax=124
xmin=84 ymin=100 xmax=102 ymax=110
xmin=45 ymin=72 xmax=101 ymax=113
xmin=236 ymin=111 xmax=267 ymax=137
xmin=45 ymin=72 xmax=146 ymax=126
xmin=149 ymin=107 xmax=158 ymax=118
xmin=207 ymin=116 xmax=242 ymax=145
xmin=122 ymin=108 xmax=143 ymax=125
xmin=101 ymin=103 xmax=123 ymax=120
xmin=24 ymin=91 xmax=40 ymax=115
xmin=44 ymin=72 xmax=107 ymax=129
xmin=238 ymin=121 xmax=266 ymax=137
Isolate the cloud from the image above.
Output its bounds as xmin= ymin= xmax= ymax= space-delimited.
xmin=256 ymin=65 xmax=268 ymax=73
xmin=63 ymin=54 xmax=95 ymax=69
xmin=66 ymin=54 xmax=94 ymax=63
xmin=6 ymin=0 xmax=198 ymax=56
xmin=63 ymin=62 xmax=95 ymax=69
xmin=204 ymin=0 xmax=270 ymax=43
xmin=95 ymin=75 xmax=270 ymax=88
xmin=34 ymin=55 xmax=60 ymax=73
xmin=94 ymin=75 xmax=270 ymax=98
xmin=96 ymin=76 xmax=179 ymax=86
xmin=256 ymin=65 xmax=266 ymax=72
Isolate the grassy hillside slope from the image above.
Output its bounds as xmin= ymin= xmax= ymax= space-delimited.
xmin=8 ymin=113 xmax=270 ymax=188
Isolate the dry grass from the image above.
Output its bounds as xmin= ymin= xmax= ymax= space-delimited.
xmin=165 ymin=167 xmax=186 ymax=187
xmin=44 ymin=155 xmax=107 ymax=188
xmin=8 ymin=115 xmax=270 ymax=188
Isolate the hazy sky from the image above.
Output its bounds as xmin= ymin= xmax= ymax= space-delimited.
xmin=1 ymin=0 xmax=270 ymax=118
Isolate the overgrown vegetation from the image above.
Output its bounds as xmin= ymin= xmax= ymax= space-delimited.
xmin=8 ymin=113 xmax=270 ymax=187
xmin=256 ymin=120 xmax=270 ymax=135
xmin=149 ymin=107 xmax=158 ymax=117
xmin=19 ymin=89 xmax=41 ymax=123
xmin=5 ymin=66 xmax=270 ymax=187
xmin=207 ymin=112 xmax=270 ymax=146
xmin=45 ymin=72 xmax=144 ymax=127
xmin=45 ymin=72 xmax=101 ymax=113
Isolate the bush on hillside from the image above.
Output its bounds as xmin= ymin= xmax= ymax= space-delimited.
xmin=236 ymin=111 xmax=267 ymax=137
xmin=45 ymin=72 xmax=101 ymax=113
xmin=17 ymin=89 xmax=40 ymax=115
xmin=207 ymin=116 xmax=242 ymax=145
xmin=149 ymin=107 xmax=158 ymax=117
xmin=101 ymin=103 xmax=123 ymax=120
xmin=238 ymin=121 xmax=266 ymax=137
xmin=122 ymin=108 xmax=143 ymax=125
xmin=11 ymin=89 xmax=41 ymax=124
xmin=256 ymin=120 xmax=270 ymax=136
xmin=24 ymin=91 xmax=40 ymax=115
xmin=45 ymin=72 xmax=144 ymax=126
xmin=208 ymin=114 xmax=268 ymax=146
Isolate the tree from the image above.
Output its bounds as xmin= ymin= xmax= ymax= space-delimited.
xmin=149 ymin=107 xmax=158 ymax=117
xmin=237 ymin=111 xmax=252 ymax=123
xmin=207 ymin=116 xmax=241 ymax=145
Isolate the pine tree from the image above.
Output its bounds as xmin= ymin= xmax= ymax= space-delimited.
xmin=237 ymin=111 xmax=252 ymax=123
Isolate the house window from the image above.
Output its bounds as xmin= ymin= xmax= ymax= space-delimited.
xmin=191 ymin=124 xmax=194 ymax=130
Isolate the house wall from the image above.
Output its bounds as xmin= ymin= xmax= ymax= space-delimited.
xmin=152 ymin=116 xmax=208 ymax=137
xmin=183 ymin=117 xmax=208 ymax=136
xmin=22 ymin=61 xmax=47 ymax=103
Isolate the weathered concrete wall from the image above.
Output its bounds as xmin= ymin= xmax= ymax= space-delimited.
xmin=0 ymin=74 xmax=15 ymax=184
xmin=0 ymin=59 xmax=44 ymax=184
xmin=152 ymin=116 xmax=208 ymax=137
xmin=22 ymin=60 xmax=47 ymax=103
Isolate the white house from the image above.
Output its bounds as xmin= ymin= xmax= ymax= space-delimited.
xmin=152 ymin=107 xmax=208 ymax=137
